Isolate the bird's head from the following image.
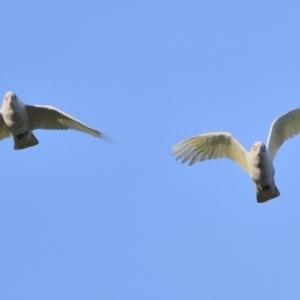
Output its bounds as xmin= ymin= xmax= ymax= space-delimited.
xmin=251 ymin=142 xmax=266 ymax=159
xmin=4 ymin=91 xmax=18 ymax=108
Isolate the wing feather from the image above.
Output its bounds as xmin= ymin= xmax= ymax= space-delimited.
xmin=266 ymin=108 xmax=300 ymax=160
xmin=172 ymin=132 xmax=250 ymax=174
xmin=26 ymin=105 xmax=111 ymax=142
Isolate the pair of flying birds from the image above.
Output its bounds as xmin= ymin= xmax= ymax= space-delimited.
xmin=1 ymin=91 xmax=300 ymax=203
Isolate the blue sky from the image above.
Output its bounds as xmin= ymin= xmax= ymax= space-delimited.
xmin=1 ymin=1 xmax=300 ymax=299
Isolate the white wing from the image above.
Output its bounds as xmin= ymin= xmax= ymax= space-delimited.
xmin=0 ymin=113 xmax=12 ymax=141
xmin=266 ymin=108 xmax=300 ymax=161
xmin=172 ymin=132 xmax=250 ymax=174
xmin=25 ymin=105 xmax=111 ymax=141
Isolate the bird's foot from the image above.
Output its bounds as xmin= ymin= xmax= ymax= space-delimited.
xmin=16 ymin=130 xmax=29 ymax=140
xmin=259 ymin=184 xmax=271 ymax=192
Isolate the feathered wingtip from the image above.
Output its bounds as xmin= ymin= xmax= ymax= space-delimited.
xmin=171 ymin=139 xmax=199 ymax=166
xmin=99 ymin=131 xmax=120 ymax=144
xmin=100 ymin=133 xmax=114 ymax=143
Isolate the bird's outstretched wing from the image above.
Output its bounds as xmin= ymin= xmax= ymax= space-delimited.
xmin=26 ymin=105 xmax=111 ymax=142
xmin=172 ymin=132 xmax=250 ymax=174
xmin=0 ymin=113 xmax=12 ymax=141
xmin=266 ymin=108 xmax=300 ymax=161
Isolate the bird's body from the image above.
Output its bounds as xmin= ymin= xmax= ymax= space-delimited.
xmin=1 ymin=93 xmax=38 ymax=149
xmin=172 ymin=108 xmax=300 ymax=203
xmin=248 ymin=142 xmax=279 ymax=202
xmin=2 ymin=95 xmax=28 ymax=133
xmin=0 ymin=91 xmax=109 ymax=150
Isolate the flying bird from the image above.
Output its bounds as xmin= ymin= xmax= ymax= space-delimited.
xmin=172 ymin=108 xmax=300 ymax=203
xmin=0 ymin=91 xmax=110 ymax=150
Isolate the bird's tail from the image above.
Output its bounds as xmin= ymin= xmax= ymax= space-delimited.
xmin=256 ymin=183 xmax=280 ymax=203
xmin=14 ymin=132 xmax=39 ymax=150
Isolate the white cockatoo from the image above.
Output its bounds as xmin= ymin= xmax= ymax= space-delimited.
xmin=172 ymin=108 xmax=300 ymax=203
xmin=0 ymin=91 xmax=110 ymax=150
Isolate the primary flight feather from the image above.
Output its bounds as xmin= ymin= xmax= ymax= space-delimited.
xmin=172 ymin=108 xmax=300 ymax=203
xmin=0 ymin=91 xmax=110 ymax=150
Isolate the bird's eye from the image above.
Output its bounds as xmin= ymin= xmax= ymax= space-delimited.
xmin=261 ymin=146 xmax=266 ymax=152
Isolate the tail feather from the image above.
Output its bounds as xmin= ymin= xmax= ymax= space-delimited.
xmin=14 ymin=132 xmax=39 ymax=150
xmin=256 ymin=184 xmax=280 ymax=203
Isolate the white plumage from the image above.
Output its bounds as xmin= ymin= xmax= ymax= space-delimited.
xmin=172 ymin=108 xmax=300 ymax=203
xmin=0 ymin=91 xmax=110 ymax=150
